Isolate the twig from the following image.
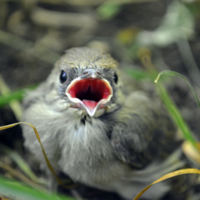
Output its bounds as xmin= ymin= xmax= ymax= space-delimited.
xmin=31 ymin=7 xmax=97 ymax=29
xmin=0 ymin=30 xmax=60 ymax=64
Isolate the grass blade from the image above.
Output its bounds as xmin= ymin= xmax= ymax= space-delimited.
xmin=155 ymin=70 xmax=200 ymax=108
xmin=0 ymin=176 xmax=75 ymax=200
xmin=0 ymin=145 xmax=43 ymax=184
xmin=155 ymin=70 xmax=200 ymax=150
xmin=134 ymin=168 xmax=200 ymax=200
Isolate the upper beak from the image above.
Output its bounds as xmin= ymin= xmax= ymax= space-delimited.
xmin=65 ymin=69 xmax=113 ymax=117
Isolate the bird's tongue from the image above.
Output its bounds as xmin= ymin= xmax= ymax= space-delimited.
xmin=82 ymin=100 xmax=98 ymax=112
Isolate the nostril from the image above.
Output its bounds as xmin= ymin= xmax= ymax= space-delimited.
xmin=97 ymin=72 xmax=101 ymax=76
xmin=83 ymin=72 xmax=88 ymax=75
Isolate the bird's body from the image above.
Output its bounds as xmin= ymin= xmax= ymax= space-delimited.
xmin=22 ymin=47 xmax=193 ymax=199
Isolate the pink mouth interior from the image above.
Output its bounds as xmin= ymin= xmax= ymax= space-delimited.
xmin=68 ymin=78 xmax=111 ymax=110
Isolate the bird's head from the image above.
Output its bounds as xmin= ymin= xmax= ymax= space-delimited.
xmin=50 ymin=47 xmax=124 ymax=117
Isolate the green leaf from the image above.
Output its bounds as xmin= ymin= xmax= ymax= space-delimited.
xmin=97 ymin=2 xmax=121 ymax=20
xmin=0 ymin=176 xmax=75 ymax=200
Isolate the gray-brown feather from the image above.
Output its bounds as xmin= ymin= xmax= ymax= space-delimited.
xmin=22 ymin=47 xmax=193 ymax=199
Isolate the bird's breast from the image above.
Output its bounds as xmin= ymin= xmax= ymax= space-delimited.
xmin=57 ymin=116 xmax=119 ymax=183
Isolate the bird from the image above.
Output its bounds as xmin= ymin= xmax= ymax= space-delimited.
xmin=21 ymin=47 xmax=195 ymax=200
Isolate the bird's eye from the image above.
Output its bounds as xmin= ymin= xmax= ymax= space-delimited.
xmin=60 ymin=70 xmax=67 ymax=83
xmin=113 ymin=72 xmax=118 ymax=84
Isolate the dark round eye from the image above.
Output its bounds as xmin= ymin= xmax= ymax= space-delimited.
xmin=113 ymin=72 xmax=118 ymax=84
xmin=60 ymin=70 xmax=67 ymax=83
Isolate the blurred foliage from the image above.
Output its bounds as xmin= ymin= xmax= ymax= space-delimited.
xmin=0 ymin=145 xmax=43 ymax=184
xmin=97 ymin=2 xmax=122 ymax=20
xmin=116 ymin=1 xmax=195 ymax=59
xmin=0 ymin=175 xmax=74 ymax=200
xmin=0 ymin=85 xmax=37 ymax=108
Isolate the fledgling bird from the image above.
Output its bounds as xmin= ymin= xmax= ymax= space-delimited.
xmin=22 ymin=47 xmax=193 ymax=199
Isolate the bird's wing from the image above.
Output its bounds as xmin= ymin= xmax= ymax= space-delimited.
xmin=109 ymin=91 xmax=179 ymax=169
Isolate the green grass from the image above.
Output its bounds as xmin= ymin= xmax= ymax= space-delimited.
xmin=0 ymin=176 xmax=75 ymax=200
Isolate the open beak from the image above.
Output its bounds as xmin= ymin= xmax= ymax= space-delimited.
xmin=65 ymin=70 xmax=113 ymax=117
